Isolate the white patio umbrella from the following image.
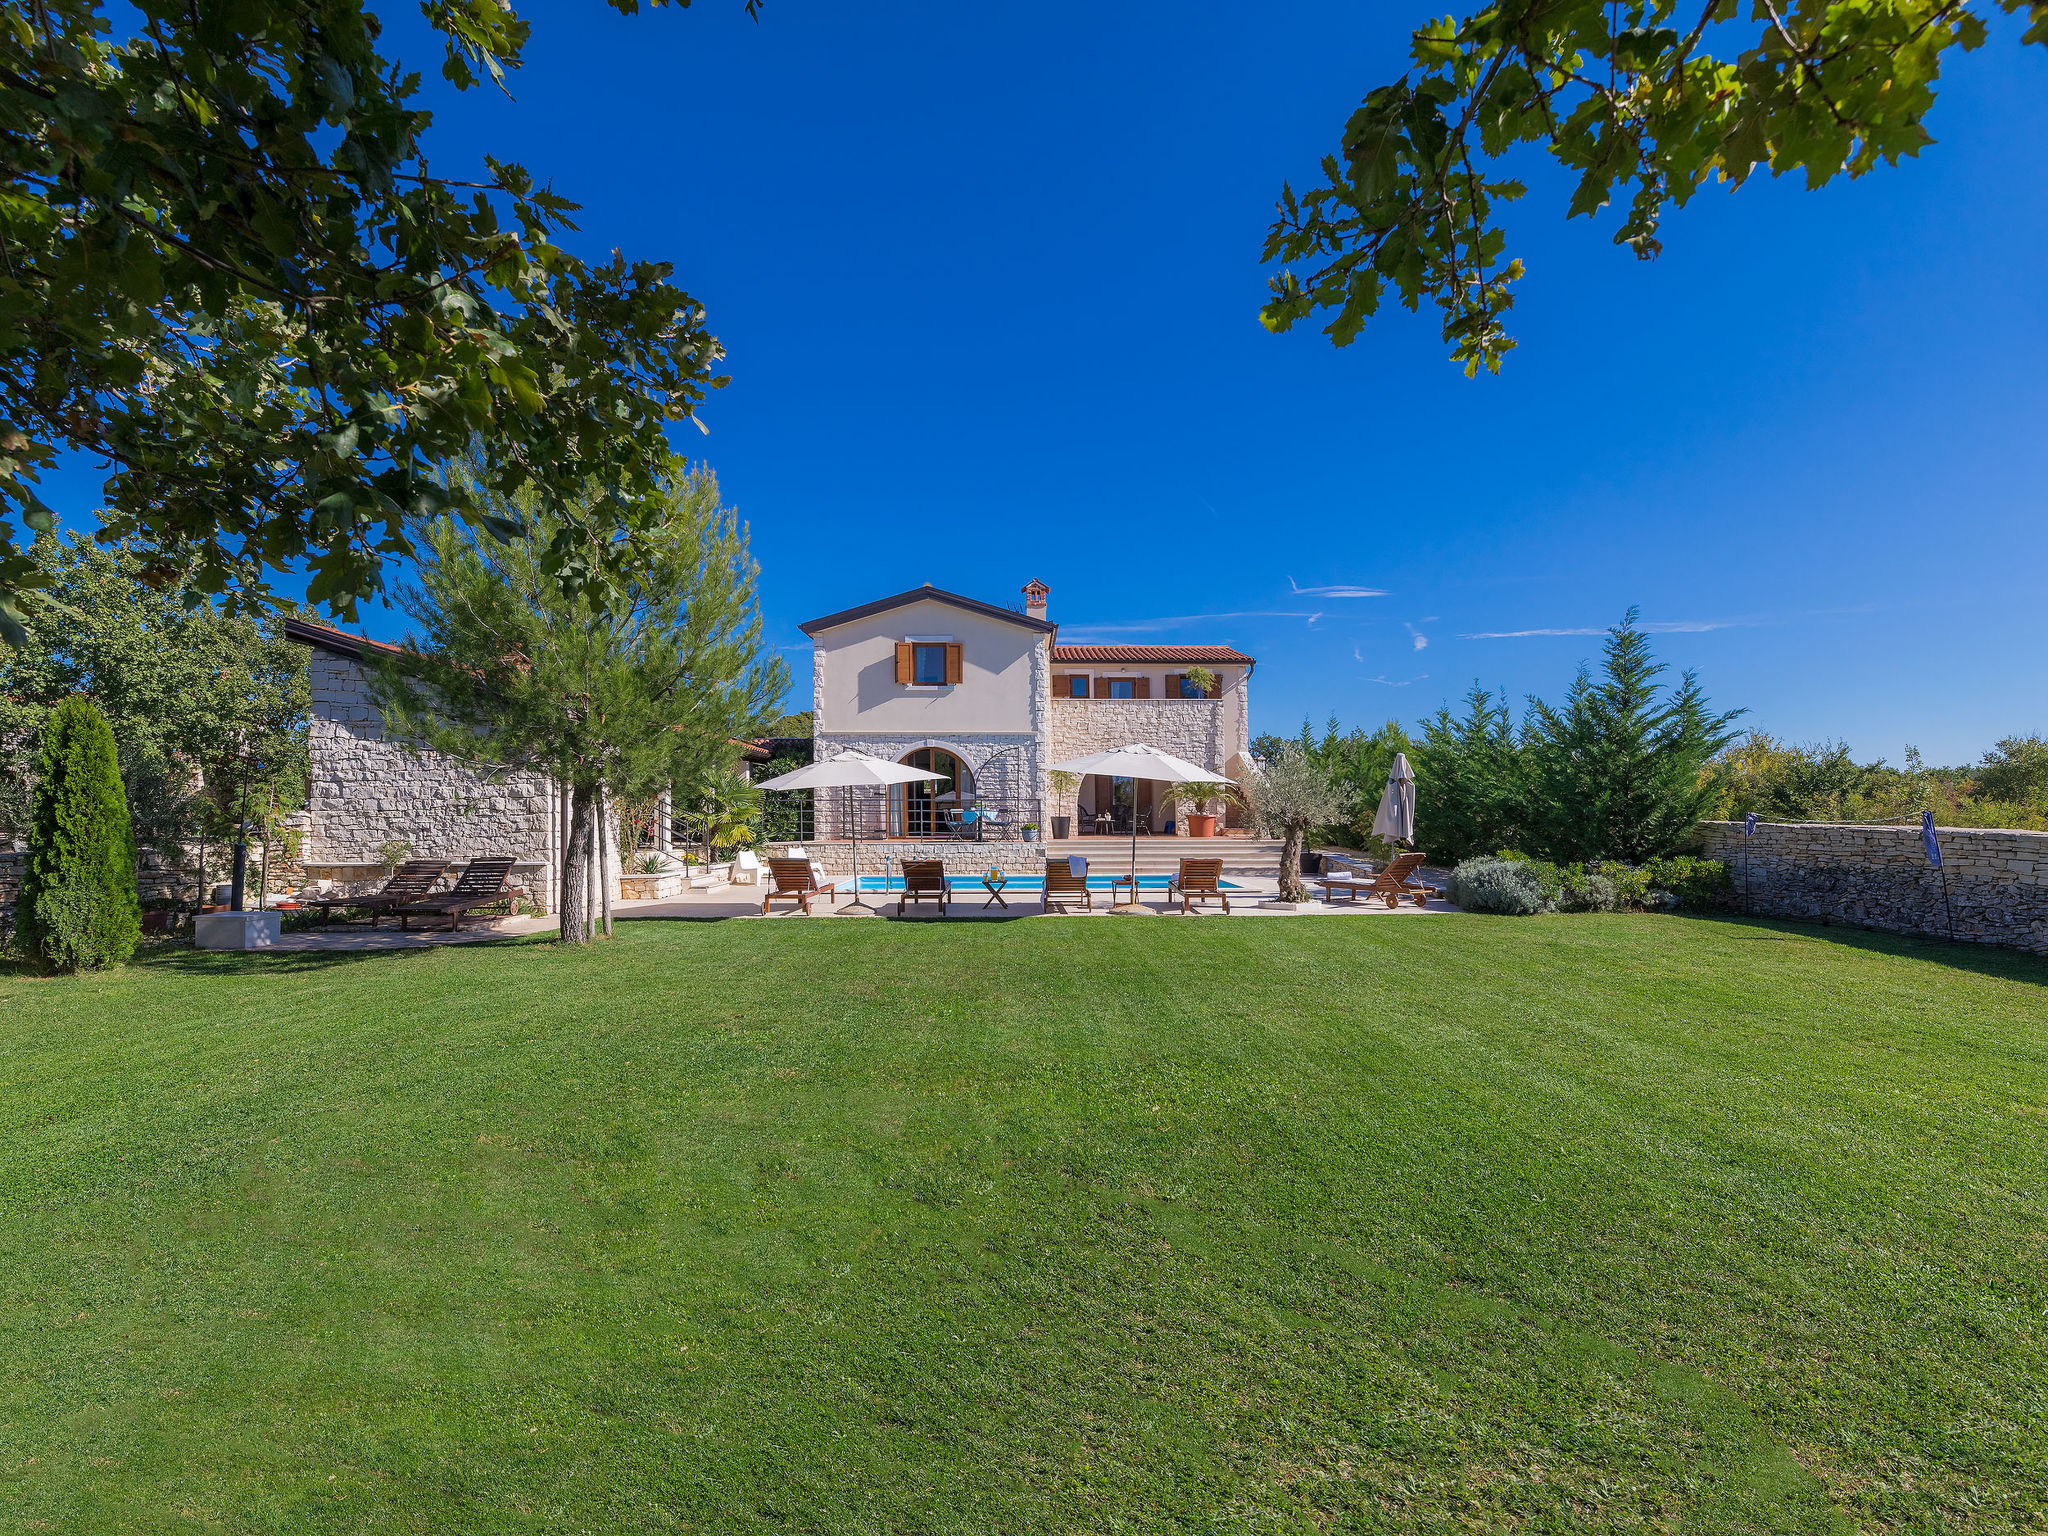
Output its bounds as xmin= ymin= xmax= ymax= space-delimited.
xmin=1370 ymin=751 xmax=1417 ymax=847
xmin=755 ymin=751 xmax=947 ymax=913
xmin=1048 ymin=743 xmax=1230 ymax=908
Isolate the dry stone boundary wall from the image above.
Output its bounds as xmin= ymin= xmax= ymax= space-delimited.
xmin=1697 ymin=820 xmax=2048 ymax=955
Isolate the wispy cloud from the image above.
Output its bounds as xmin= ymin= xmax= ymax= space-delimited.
xmin=1288 ymin=576 xmax=1389 ymax=599
xmin=1368 ymin=673 xmax=1429 ymax=687
xmin=1061 ymin=610 xmax=1321 ymax=637
xmin=1464 ymin=618 xmax=1754 ymax=639
xmin=1405 ymin=622 xmax=1428 ymax=651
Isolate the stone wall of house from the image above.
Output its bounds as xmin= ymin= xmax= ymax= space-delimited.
xmin=307 ymin=649 xmax=560 ymax=911
xmin=1697 ymin=820 xmax=2048 ymax=954
xmin=811 ymin=730 xmax=1044 ymax=830
xmin=1046 ymin=696 xmax=1250 ymax=833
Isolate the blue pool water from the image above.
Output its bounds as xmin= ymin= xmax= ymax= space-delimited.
xmin=850 ymin=874 xmax=1246 ymax=893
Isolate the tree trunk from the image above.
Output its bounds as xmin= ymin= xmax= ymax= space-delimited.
xmin=1278 ymin=825 xmax=1307 ymax=903
xmin=560 ymin=781 xmax=597 ymax=945
xmin=598 ymin=785 xmax=613 ymax=938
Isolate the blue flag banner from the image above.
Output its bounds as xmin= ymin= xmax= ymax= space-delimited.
xmin=1744 ymin=812 xmax=1758 ymax=837
xmin=1921 ymin=810 xmax=1943 ymax=869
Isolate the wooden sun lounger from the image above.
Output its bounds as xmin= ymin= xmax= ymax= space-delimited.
xmin=763 ymin=857 xmax=841 ymax=914
xmin=298 ymin=859 xmax=451 ymax=928
xmin=1320 ymin=849 xmax=1431 ymax=908
xmin=1043 ymin=858 xmax=1092 ymax=912
xmin=1172 ymin=857 xmax=1229 ymax=914
xmin=898 ymin=859 xmax=949 ymax=915
xmin=393 ymin=857 xmax=519 ymax=930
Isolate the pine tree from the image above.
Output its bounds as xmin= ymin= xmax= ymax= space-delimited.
xmin=372 ymin=460 xmax=785 ymax=945
xmin=19 ymin=697 xmax=140 ymax=971
xmin=1521 ymin=611 xmax=1743 ymax=862
xmin=1413 ymin=685 xmax=1523 ymax=862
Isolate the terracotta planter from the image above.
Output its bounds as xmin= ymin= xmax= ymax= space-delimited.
xmin=1186 ymin=813 xmax=1217 ymax=838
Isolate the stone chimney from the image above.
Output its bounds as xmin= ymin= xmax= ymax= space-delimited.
xmin=1021 ymin=578 xmax=1050 ymax=621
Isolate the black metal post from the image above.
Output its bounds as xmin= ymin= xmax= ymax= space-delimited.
xmin=230 ymin=838 xmax=248 ymax=912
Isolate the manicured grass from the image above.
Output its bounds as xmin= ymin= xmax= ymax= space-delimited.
xmin=2 ymin=916 xmax=2045 ymax=1534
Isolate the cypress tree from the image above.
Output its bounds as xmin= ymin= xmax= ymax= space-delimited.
xmin=19 ymin=697 xmax=140 ymax=971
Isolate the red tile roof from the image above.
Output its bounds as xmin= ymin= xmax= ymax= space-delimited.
xmin=1051 ymin=644 xmax=1254 ymax=665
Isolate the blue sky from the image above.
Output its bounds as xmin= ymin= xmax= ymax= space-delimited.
xmin=41 ymin=2 xmax=2048 ymax=763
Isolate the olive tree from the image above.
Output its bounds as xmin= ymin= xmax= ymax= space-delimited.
xmin=1240 ymin=747 xmax=1355 ymax=903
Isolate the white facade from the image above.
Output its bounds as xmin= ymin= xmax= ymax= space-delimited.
xmin=803 ymin=583 xmax=1254 ymax=836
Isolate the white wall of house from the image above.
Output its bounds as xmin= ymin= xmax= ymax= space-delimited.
xmin=811 ymin=599 xmax=1042 ymax=736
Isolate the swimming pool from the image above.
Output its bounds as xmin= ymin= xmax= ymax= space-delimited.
xmin=847 ymin=874 xmax=1248 ymax=893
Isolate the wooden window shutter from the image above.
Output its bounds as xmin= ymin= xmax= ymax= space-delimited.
xmin=944 ymin=643 xmax=963 ymax=685
xmin=894 ymin=642 xmax=913 ymax=685
xmin=1134 ymin=676 xmax=1150 ymax=699
xmin=1167 ymin=673 xmax=1182 ymax=698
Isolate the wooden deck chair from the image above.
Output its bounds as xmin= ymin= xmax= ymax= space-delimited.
xmin=393 ymin=857 xmax=519 ymax=930
xmin=898 ymin=859 xmax=949 ymax=915
xmin=1042 ymin=857 xmax=1093 ymax=912
xmin=298 ymin=859 xmax=451 ymax=928
xmin=763 ymin=857 xmax=839 ymax=915
xmin=1364 ymin=850 xmax=1431 ymax=908
xmin=1173 ymin=857 xmax=1229 ymax=914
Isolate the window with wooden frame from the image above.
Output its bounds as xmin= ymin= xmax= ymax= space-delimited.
xmin=895 ymin=639 xmax=963 ymax=688
xmin=1055 ymin=674 xmax=1089 ymax=698
xmin=1096 ymin=676 xmax=1148 ymax=699
xmin=1167 ymin=672 xmax=1221 ymax=698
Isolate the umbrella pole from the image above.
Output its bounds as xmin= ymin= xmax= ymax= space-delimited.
xmin=843 ymin=782 xmax=877 ymax=914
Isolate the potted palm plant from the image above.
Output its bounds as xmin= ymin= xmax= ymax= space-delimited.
xmin=1170 ymin=777 xmax=1244 ymax=838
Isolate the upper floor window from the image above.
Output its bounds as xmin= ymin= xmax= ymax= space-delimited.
xmin=1175 ymin=675 xmax=1206 ymax=698
xmin=1063 ymin=675 xmax=1089 ymax=698
xmin=896 ymin=639 xmax=961 ymax=687
xmin=1103 ymin=678 xmax=1136 ymax=699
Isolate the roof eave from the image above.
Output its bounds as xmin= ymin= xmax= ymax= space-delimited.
xmin=799 ymin=584 xmax=1056 ymax=637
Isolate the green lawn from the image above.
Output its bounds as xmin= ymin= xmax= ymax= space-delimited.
xmin=2 ymin=915 xmax=2045 ymax=1534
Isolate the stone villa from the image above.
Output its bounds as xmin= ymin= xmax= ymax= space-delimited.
xmin=802 ymin=580 xmax=1254 ymax=838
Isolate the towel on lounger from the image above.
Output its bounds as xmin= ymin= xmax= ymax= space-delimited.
xmin=1069 ymin=856 xmax=1086 ymax=878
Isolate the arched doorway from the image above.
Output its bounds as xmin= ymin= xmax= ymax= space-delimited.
xmin=889 ymin=747 xmax=975 ymax=837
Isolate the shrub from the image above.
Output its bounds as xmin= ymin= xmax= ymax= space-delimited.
xmin=19 ymin=697 xmax=140 ymax=972
xmin=1450 ymin=851 xmax=1729 ymax=916
xmin=1448 ymin=856 xmax=1547 ymax=915
xmin=1638 ymin=855 xmax=1732 ymax=911
xmin=1557 ymin=865 xmax=1624 ymax=913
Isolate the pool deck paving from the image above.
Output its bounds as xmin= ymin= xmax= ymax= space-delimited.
xmin=244 ymin=860 xmax=1459 ymax=949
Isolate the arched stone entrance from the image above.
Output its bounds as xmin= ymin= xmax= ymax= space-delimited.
xmin=888 ymin=746 xmax=977 ymax=837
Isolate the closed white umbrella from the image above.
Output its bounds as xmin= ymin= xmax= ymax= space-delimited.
xmin=1049 ymin=744 xmax=1229 ymax=908
xmin=1370 ymin=751 xmax=1416 ymax=847
xmin=756 ymin=751 xmax=947 ymax=913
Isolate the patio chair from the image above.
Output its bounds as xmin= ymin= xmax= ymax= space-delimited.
xmin=730 ymin=849 xmax=764 ymax=885
xmin=298 ymin=859 xmax=451 ymax=929
xmin=1043 ymin=856 xmax=1092 ymax=912
xmin=393 ymin=857 xmax=519 ymax=931
xmin=1172 ymin=858 xmax=1229 ymax=914
xmin=1361 ymin=850 xmax=1432 ymax=908
xmin=763 ymin=857 xmax=841 ymax=915
xmin=953 ymin=808 xmax=986 ymax=841
xmin=897 ymin=859 xmax=949 ymax=915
